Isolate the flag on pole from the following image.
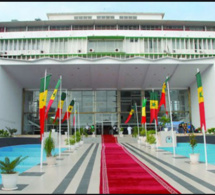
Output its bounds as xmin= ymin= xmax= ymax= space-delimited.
xmin=62 ymin=100 xmax=75 ymax=123
xmin=158 ymin=77 xmax=169 ymax=115
xmin=125 ymin=105 xmax=135 ymax=124
xmin=150 ymin=91 xmax=158 ymax=125
xmin=39 ymin=74 xmax=51 ymax=141
xmin=196 ymin=71 xmax=206 ymax=131
xmin=141 ymin=98 xmax=147 ymax=124
xmin=53 ymin=92 xmax=66 ymax=124
xmin=45 ymin=78 xmax=61 ymax=119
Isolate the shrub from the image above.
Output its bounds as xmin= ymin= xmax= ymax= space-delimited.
xmin=65 ymin=136 xmax=76 ymax=145
xmin=196 ymin=127 xmax=202 ymax=133
xmin=5 ymin=127 xmax=17 ymax=137
xmin=146 ymin=134 xmax=156 ymax=144
xmin=0 ymin=129 xmax=10 ymax=137
xmin=132 ymin=126 xmax=138 ymax=138
xmin=147 ymin=130 xmax=156 ymax=135
xmin=139 ymin=128 xmax=146 ymax=136
xmin=75 ymin=131 xmax=81 ymax=142
xmin=0 ymin=156 xmax=28 ymax=174
xmin=189 ymin=133 xmax=197 ymax=154
xmin=44 ymin=131 xmax=55 ymax=157
xmin=160 ymin=116 xmax=170 ymax=128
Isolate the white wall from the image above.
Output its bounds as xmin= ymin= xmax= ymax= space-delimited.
xmin=0 ymin=66 xmax=22 ymax=134
xmin=190 ymin=63 xmax=215 ymax=130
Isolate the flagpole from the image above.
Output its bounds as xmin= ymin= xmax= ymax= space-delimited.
xmin=58 ymin=75 xmax=62 ymax=157
xmin=135 ymin=102 xmax=140 ymax=139
xmin=40 ymin=69 xmax=47 ymax=169
xmin=145 ymin=122 xmax=147 ymax=146
xmin=197 ymin=68 xmax=208 ymax=169
xmin=166 ymin=76 xmax=176 ymax=157
xmin=66 ymin=90 xmax=70 ymax=150
xmin=74 ymin=98 xmax=76 ymax=145
xmin=78 ymin=102 xmax=80 ymax=136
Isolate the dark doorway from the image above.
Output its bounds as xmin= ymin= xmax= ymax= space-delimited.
xmin=103 ymin=122 xmax=112 ymax=135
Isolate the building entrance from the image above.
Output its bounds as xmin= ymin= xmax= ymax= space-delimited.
xmin=95 ymin=113 xmax=117 ymax=135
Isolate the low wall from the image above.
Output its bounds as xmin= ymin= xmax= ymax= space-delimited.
xmin=177 ymin=135 xmax=215 ymax=144
xmin=0 ymin=137 xmax=40 ymax=148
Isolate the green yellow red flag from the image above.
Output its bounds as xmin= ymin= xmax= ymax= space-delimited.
xmin=158 ymin=77 xmax=169 ymax=115
xmin=196 ymin=71 xmax=206 ymax=131
xmin=39 ymin=74 xmax=51 ymax=141
xmin=150 ymin=91 xmax=158 ymax=125
xmin=141 ymin=98 xmax=147 ymax=124
xmin=53 ymin=92 xmax=66 ymax=124
xmin=125 ymin=105 xmax=135 ymax=124
xmin=45 ymin=78 xmax=61 ymax=119
xmin=62 ymin=100 xmax=75 ymax=123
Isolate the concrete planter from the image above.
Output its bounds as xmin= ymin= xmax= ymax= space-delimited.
xmin=70 ymin=145 xmax=75 ymax=152
xmin=46 ymin=156 xmax=56 ymax=165
xmin=164 ymin=128 xmax=168 ymax=132
xmin=189 ymin=153 xmax=200 ymax=164
xmin=1 ymin=172 xmax=18 ymax=190
xmin=75 ymin=142 xmax=79 ymax=149
xmin=119 ymin=131 xmax=123 ymax=137
xmin=150 ymin=144 xmax=156 ymax=150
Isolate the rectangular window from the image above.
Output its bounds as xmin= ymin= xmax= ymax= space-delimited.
xmin=14 ymin=40 xmax=17 ymax=50
xmin=23 ymin=40 xmax=26 ymax=50
xmin=208 ymin=39 xmax=211 ymax=50
xmin=181 ymin=39 xmax=185 ymax=49
xmin=0 ymin=40 xmax=3 ymax=51
xmin=212 ymin=40 xmax=215 ymax=49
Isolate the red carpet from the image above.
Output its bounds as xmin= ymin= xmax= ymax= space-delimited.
xmin=100 ymin=135 xmax=180 ymax=194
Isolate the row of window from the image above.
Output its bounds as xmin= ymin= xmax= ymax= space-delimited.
xmin=1 ymin=25 xmax=215 ymax=32
xmin=1 ymin=38 xmax=215 ymax=54
xmin=72 ymin=15 xmax=137 ymax=20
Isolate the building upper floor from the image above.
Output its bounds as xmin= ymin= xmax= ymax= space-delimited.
xmin=1 ymin=12 xmax=215 ymax=61
xmin=1 ymin=12 xmax=215 ymax=33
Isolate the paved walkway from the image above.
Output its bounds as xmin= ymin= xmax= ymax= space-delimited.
xmin=1 ymin=135 xmax=215 ymax=194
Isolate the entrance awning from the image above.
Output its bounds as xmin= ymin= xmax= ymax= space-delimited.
xmin=1 ymin=57 xmax=213 ymax=90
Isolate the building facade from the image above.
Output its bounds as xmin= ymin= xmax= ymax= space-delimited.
xmin=0 ymin=12 xmax=215 ymax=134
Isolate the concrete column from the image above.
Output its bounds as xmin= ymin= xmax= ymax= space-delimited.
xmin=117 ymin=90 xmax=121 ymax=130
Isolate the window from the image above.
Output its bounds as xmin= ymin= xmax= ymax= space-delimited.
xmin=141 ymin=25 xmax=161 ymax=30
xmin=119 ymin=16 xmax=137 ymax=20
xmin=50 ymin=26 xmax=71 ymax=30
xmin=74 ymin=16 xmax=92 ymax=20
xmin=28 ymin=26 xmax=48 ymax=31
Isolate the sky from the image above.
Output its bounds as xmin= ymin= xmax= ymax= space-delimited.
xmin=0 ymin=1 xmax=215 ymax=22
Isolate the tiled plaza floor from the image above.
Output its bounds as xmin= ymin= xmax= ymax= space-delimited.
xmin=1 ymin=135 xmax=215 ymax=194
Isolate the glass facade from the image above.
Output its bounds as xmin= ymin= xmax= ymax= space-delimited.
xmin=23 ymin=89 xmax=189 ymax=135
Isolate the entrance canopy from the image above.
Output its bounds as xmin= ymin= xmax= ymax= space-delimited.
xmin=1 ymin=57 xmax=213 ymax=90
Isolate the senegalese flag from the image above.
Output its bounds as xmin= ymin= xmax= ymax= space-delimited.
xmin=45 ymin=78 xmax=61 ymax=119
xmin=53 ymin=92 xmax=66 ymax=124
xmin=141 ymin=98 xmax=147 ymax=124
xmin=62 ymin=100 xmax=75 ymax=123
xmin=125 ymin=105 xmax=135 ymax=124
xmin=150 ymin=91 xmax=158 ymax=125
xmin=158 ymin=77 xmax=169 ymax=115
xmin=39 ymin=74 xmax=52 ymax=141
xmin=196 ymin=70 xmax=206 ymax=131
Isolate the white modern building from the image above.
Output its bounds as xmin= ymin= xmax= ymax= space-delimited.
xmin=0 ymin=12 xmax=215 ymax=135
